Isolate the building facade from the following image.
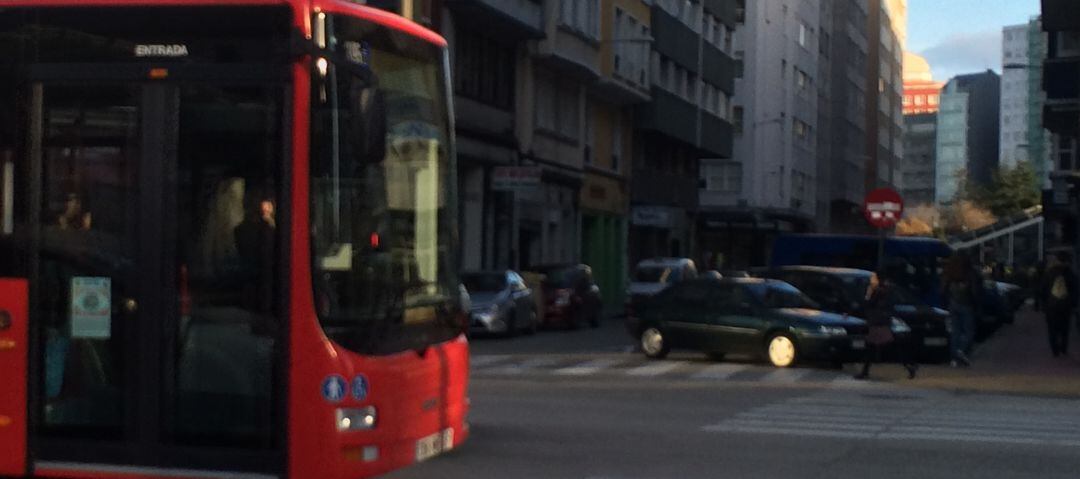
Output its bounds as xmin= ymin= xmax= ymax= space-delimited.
xmin=1040 ymin=1 xmax=1080 ymax=254
xmin=630 ymin=0 xmax=738 ymax=266
xmin=899 ymin=52 xmax=942 ymax=206
xmin=901 ymin=113 xmax=937 ymax=206
xmin=440 ymin=0 xmax=543 ymax=272
xmin=1002 ymin=23 xmax=1032 ymax=169
xmin=581 ymin=0 xmax=652 ymax=307
xmin=935 ymin=71 xmax=1001 ymax=205
xmin=817 ymin=0 xmax=903 ymax=234
xmin=698 ymin=0 xmax=816 ymax=269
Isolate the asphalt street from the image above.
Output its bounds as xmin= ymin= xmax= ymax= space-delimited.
xmin=385 ymin=319 xmax=1080 ymax=479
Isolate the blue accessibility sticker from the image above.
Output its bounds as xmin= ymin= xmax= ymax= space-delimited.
xmin=351 ymin=375 xmax=369 ymax=401
xmin=321 ymin=375 xmax=347 ymax=403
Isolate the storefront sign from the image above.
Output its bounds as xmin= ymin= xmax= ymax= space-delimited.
xmin=631 ymin=206 xmax=672 ymax=227
xmin=492 ymin=167 xmax=542 ymax=191
xmin=70 ymin=277 xmax=111 ymax=339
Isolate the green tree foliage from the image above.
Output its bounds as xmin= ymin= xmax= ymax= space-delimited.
xmin=961 ymin=162 xmax=1040 ymax=217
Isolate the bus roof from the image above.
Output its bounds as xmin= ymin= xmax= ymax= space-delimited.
xmin=0 ymin=0 xmax=448 ymax=48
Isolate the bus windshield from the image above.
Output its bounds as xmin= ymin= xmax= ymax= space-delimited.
xmin=310 ymin=14 xmax=460 ymax=355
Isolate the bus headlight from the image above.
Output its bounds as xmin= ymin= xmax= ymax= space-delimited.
xmin=337 ymin=406 xmax=377 ymax=431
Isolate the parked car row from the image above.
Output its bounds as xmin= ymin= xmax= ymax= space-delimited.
xmin=462 ymin=264 xmax=603 ymax=337
xmin=624 ymin=261 xmax=1028 ymax=368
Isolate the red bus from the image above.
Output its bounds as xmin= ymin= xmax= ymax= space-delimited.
xmin=0 ymin=1 xmax=470 ymax=478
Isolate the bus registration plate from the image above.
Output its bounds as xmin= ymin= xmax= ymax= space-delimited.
xmin=415 ymin=428 xmax=454 ymax=462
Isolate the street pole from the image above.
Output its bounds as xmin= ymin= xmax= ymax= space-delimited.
xmin=877 ymin=227 xmax=886 ymax=272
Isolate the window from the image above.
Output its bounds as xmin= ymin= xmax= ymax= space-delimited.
xmin=724 ymin=23 xmax=733 ymax=53
xmin=454 ymin=31 xmax=515 ymax=109
xmin=734 ymin=50 xmax=744 ymax=78
xmin=903 ymin=95 xmax=912 ymax=106
xmin=733 ymin=106 xmax=744 ymax=134
xmin=798 ymin=22 xmax=808 ymax=48
xmin=914 ymin=95 xmax=925 ymax=106
xmin=612 ymin=112 xmax=623 ymax=172
xmin=584 ymin=102 xmax=594 ymax=164
xmin=310 ymin=20 xmax=458 ymax=356
xmin=928 ymin=95 xmax=939 ymax=106
xmin=559 ymin=0 xmax=600 ymax=40
xmin=793 ymin=119 xmax=810 ymax=141
xmin=717 ymin=91 xmax=729 ymax=120
xmin=706 ymin=162 xmax=742 ymax=193
xmin=781 ymin=59 xmax=786 ymax=78
xmin=795 ymin=69 xmax=810 ymax=91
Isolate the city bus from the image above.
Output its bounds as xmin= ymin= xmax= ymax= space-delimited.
xmin=770 ymin=234 xmax=953 ymax=307
xmin=0 ymin=1 xmax=469 ymax=478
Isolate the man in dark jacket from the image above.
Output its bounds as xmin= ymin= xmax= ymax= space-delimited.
xmin=1042 ymin=252 xmax=1077 ymax=357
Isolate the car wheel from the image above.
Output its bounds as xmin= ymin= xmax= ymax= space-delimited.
xmin=706 ymin=352 xmax=726 ymax=362
xmin=640 ymin=326 xmax=670 ymax=359
xmin=525 ymin=309 xmax=539 ymax=335
xmin=765 ymin=333 xmax=798 ymax=368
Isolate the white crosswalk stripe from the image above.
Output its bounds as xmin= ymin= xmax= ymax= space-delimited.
xmin=702 ymin=390 xmax=1080 ymax=447
xmin=690 ymin=363 xmax=749 ymax=380
xmin=484 ymin=357 xmax=561 ymax=375
xmin=554 ymin=359 xmax=623 ymax=376
xmin=624 ymin=361 xmax=683 ymax=377
xmin=469 ymin=355 xmax=512 ymax=368
xmin=758 ymin=368 xmax=811 ymax=383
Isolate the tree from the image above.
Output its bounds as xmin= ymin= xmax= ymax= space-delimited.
xmin=962 ymin=162 xmax=1040 ymax=217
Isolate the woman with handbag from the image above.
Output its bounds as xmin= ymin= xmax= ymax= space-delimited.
xmin=855 ymin=271 xmax=919 ymax=380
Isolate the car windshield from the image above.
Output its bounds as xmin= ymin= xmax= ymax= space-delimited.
xmin=634 ymin=266 xmax=672 ymax=283
xmin=462 ymin=273 xmax=505 ymax=293
xmin=750 ymin=282 xmax=820 ymax=309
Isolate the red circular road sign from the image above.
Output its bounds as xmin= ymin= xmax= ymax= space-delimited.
xmin=863 ymin=188 xmax=904 ymax=229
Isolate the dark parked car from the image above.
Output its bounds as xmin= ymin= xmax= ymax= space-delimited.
xmin=757 ymin=266 xmax=951 ymax=363
xmin=531 ymin=264 xmax=603 ymax=329
xmin=462 ymin=271 xmax=539 ymax=337
xmin=625 ymin=278 xmax=868 ymax=367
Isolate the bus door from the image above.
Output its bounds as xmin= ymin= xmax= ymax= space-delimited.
xmin=21 ymin=70 xmax=288 ymax=476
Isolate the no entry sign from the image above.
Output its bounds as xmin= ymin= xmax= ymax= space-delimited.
xmin=863 ymin=188 xmax=904 ymax=229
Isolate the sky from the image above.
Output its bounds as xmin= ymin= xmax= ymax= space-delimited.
xmin=907 ymin=0 xmax=1042 ymax=81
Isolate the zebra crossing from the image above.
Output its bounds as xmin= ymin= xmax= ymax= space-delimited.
xmin=469 ymin=353 xmax=879 ymax=387
xmin=702 ymin=389 xmax=1080 ymax=447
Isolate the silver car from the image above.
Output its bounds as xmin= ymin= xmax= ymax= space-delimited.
xmin=463 ymin=271 xmax=539 ymax=337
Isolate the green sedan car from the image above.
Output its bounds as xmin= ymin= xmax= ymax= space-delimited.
xmin=625 ymin=278 xmax=869 ymax=367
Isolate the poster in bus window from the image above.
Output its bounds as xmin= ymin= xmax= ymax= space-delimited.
xmin=70 ymin=276 xmax=111 ymax=339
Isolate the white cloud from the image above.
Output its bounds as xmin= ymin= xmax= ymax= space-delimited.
xmin=918 ymin=29 xmax=1001 ymax=80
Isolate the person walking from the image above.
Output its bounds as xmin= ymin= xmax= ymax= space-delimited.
xmin=854 ymin=271 xmax=919 ymax=380
xmin=942 ymin=252 xmax=981 ymax=367
xmin=1042 ymin=251 xmax=1077 ymax=358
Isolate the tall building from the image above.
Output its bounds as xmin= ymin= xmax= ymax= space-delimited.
xmin=697 ymin=0 xmax=816 ymax=269
xmin=581 ymin=0 xmax=653 ymax=308
xmin=935 ymin=71 xmax=1001 ymax=205
xmin=902 ymin=113 xmax=937 ymax=205
xmin=1002 ymin=23 xmax=1032 ymax=168
xmin=883 ymin=0 xmax=907 ymax=48
xmin=1025 ymin=17 xmax=1053 ymax=188
xmin=1040 ymin=2 xmax=1080 ymax=254
xmin=441 ymin=0 xmax=543 ymax=271
xmin=902 ymin=52 xmax=944 ymax=114
xmin=630 ymin=0 xmax=738 ymax=265
xmin=899 ymin=52 xmax=943 ymax=206
xmin=816 ymin=0 xmax=904 ymax=233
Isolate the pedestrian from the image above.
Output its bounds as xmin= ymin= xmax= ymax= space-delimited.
xmin=1041 ymin=251 xmax=1077 ymax=358
xmin=942 ymin=251 xmax=982 ymax=367
xmin=855 ymin=271 xmax=919 ymax=380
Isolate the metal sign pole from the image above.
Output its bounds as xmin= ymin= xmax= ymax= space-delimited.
xmin=878 ymin=227 xmax=886 ymax=272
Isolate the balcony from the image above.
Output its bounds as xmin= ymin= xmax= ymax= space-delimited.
xmin=704 ymin=0 xmax=743 ymax=28
xmin=701 ymin=42 xmax=735 ymax=93
xmin=634 ymin=88 xmax=697 ymax=147
xmin=1042 ymin=0 xmax=1080 ymax=31
xmin=700 ymin=113 xmax=733 ymax=158
xmin=651 ymin=6 xmax=699 ymax=72
xmin=631 ymin=168 xmax=699 ymax=210
xmin=445 ymin=0 xmax=544 ymax=39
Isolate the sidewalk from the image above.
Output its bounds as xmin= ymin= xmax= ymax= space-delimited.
xmin=868 ymin=305 xmax=1080 ymax=397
